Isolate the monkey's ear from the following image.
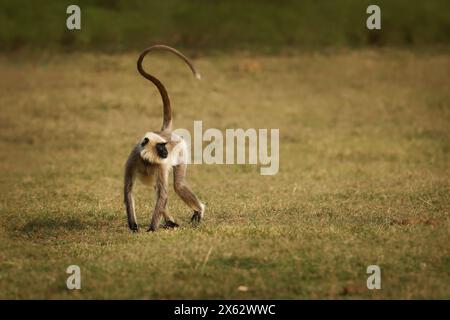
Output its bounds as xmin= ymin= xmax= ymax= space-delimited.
xmin=141 ymin=137 xmax=149 ymax=147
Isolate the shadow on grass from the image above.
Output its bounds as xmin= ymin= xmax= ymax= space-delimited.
xmin=4 ymin=214 xmax=125 ymax=243
xmin=19 ymin=217 xmax=98 ymax=235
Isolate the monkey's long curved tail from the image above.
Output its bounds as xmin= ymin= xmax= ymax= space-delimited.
xmin=137 ymin=45 xmax=201 ymax=132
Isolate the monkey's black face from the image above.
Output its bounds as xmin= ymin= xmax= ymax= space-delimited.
xmin=156 ymin=143 xmax=168 ymax=159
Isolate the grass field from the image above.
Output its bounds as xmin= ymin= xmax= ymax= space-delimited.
xmin=0 ymin=49 xmax=449 ymax=299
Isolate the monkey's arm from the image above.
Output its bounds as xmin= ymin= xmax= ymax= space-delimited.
xmin=124 ymin=157 xmax=138 ymax=232
xmin=148 ymin=166 xmax=169 ymax=232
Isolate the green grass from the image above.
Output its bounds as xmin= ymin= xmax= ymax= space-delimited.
xmin=1 ymin=0 xmax=450 ymax=52
xmin=0 ymin=49 xmax=449 ymax=299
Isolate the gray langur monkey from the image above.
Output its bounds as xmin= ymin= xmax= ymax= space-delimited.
xmin=124 ymin=45 xmax=205 ymax=232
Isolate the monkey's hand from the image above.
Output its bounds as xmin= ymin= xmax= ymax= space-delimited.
xmin=128 ymin=222 xmax=139 ymax=232
xmin=163 ymin=221 xmax=180 ymax=229
xmin=191 ymin=211 xmax=202 ymax=224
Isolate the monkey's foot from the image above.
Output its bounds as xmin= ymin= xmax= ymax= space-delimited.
xmin=191 ymin=203 xmax=205 ymax=225
xmin=128 ymin=222 xmax=139 ymax=232
xmin=163 ymin=221 xmax=180 ymax=229
xmin=191 ymin=211 xmax=202 ymax=224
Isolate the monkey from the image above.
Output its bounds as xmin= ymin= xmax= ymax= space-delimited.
xmin=124 ymin=45 xmax=205 ymax=232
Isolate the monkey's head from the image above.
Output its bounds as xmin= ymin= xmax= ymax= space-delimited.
xmin=139 ymin=132 xmax=169 ymax=164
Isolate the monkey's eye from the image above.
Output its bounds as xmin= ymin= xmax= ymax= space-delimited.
xmin=141 ymin=137 xmax=149 ymax=147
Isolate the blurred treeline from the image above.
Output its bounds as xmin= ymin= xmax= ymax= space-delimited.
xmin=1 ymin=0 xmax=449 ymax=52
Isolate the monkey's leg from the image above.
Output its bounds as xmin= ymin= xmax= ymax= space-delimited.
xmin=124 ymin=171 xmax=138 ymax=232
xmin=160 ymin=199 xmax=179 ymax=229
xmin=148 ymin=167 xmax=170 ymax=232
xmin=173 ymin=164 xmax=205 ymax=223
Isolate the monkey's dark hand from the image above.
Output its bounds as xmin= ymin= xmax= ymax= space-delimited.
xmin=128 ymin=222 xmax=139 ymax=232
xmin=191 ymin=211 xmax=202 ymax=224
xmin=163 ymin=221 xmax=180 ymax=229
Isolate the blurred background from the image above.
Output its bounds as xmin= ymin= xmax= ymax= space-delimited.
xmin=1 ymin=0 xmax=449 ymax=53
